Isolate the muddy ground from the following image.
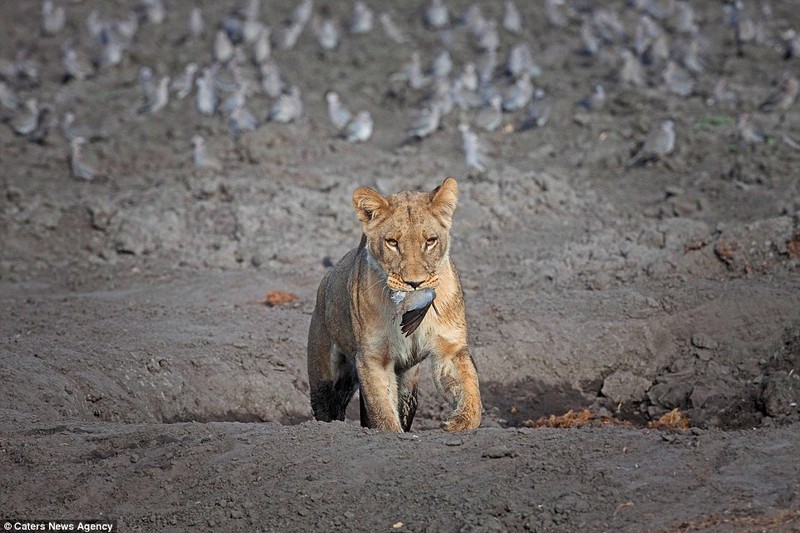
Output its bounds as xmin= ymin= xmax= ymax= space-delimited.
xmin=1 ymin=0 xmax=799 ymax=531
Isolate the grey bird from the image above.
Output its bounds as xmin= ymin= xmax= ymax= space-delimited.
xmin=138 ymin=66 xmax=154 ymax=102
xmin=519 ymin=89 xmax=552 ymax=130
xmin=252 ymin=27 xmax=271 ymax=63
xmin=580 ymin=17 xmax=599 ymax=56
xmin=344 ymin=110 xmax=373 ymax=143
xmin=458 ymin=62 xmax=478 ymax=92
xmin=475 ymin=19 xmax=499 ymax=52
xmin=627 ymin=120 xmax=675 ymax=168
xmin=191 ymin=135 xmax=222 ymax=171
xmin=476 ymin=48 xmax=497 ymax=86
xmin=228 ymin=102 xmax=259 ymax=138
xmin=379 ymin=12 xmax=407 ymax=44
xmin=579 ymin=84 xmax=606 ymax=111
xmin=431 ymin=49 xmax=453 ymax=78
xmin=503 ymin=0 xmax=523 ymax=34
xmin=474 ymin=95 xmax=502 ymax=132
xmin=188 ymin=7 xmax=205 ymax=38
xmin=61 ymin=45 xmax=93 ymax=81
xmin=291 ymin=0 xmax=314 ymax=27
xmin=69 ymin=137 xmax=98 ymax=181
xmin=61 ymin=112 xmax=108 ymax=143
xmin=114 ymin=13 xmax=139 ymax=42
xmin=544 ymin=0 xmax=567 ymax=28
xmin=196 ymin=69 xmax=217 ymax=116
xmin=425 ymin=0 xmax=449 ymax=29
xmin=427 ymin=77 xmax=454 ymax=116
xmin=275 ymin=21 xmax=304 ymax=50
xmin=312 ymin=15 xmax=341 ymax=50
xmin=459 ymin=123 xmax=487 ymax=173
xmin=350 ymin=2 xmax=374 ymax=34
xmin=138 ymin=75 xmax=169 ymax=114
xmin=268 ymin=86 xmax=303 ymax=123
xmin=502 ymin=72 xmax=532 ymax=111
xmin=0 ymin=81 xmax=19 ymax=111
xmin=326 ymin=91 xmax=352 ymax=131
xmin=95 ymin=28 xmax=124 ymax=69
xmin=713 ymin=78 xmax=737 ymax=109
xmin=12 ymin=98 xmax=39 ymax=136
xmin=662 ymin=61 xmax=694 ymax=97
xmin=451 ymin=78 xmax=482 ymax=110
xmin=392 ymin=52 xmax=430 ymax=90
xmin=507 ymin=42 xmax=542 ymax=78
xmin=758 ymin=73 xmax=799 ymax=114
xmin=26 ymin=105 xmax=54 ymax=144
xmin=406 ymin=105 xmax=441 ymax=139
xmin=242 ymin=20 xmax=266 ymax=43
xmin=463 ymin=4 xmax=487 ymax=35
xmin=736 ymin=112 xmax=765 ymax=145
xmin=214 ymin=29 xmax=234 ymax=63
xmin=259 ymin=59 xmax=284 ymax=98
xmin=619 ymin=49 xmax=645 ymax=86
xmin=243 ymin=0 xmax=261 ymax=22
xmin=140 ymin=0 xmax=166 ymax=25
xmin=41 ymin=0 xmax=66 ymax=36
xmin=391 ymin=288 xmax=435 ymax=336
xmin=171 ymin=63 xmax=197 ymax=100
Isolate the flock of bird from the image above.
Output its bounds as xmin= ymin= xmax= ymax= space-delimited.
xmin=0 ymin=0 xmax=798 ymax=180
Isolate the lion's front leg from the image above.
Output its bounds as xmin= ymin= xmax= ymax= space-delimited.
xmin=432 ymin=344 xmax=482 ymax=432
xmin=356 ymin=351 xmax=403 ymax=432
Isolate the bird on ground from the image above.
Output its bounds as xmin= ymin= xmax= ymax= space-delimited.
xmin=191 ymin=135 xmax=222 ymax=171
xmin=196 ymin=69 xmax=217 ymax=116
xmin=503 ymin=1 xmax=523 ymax=34
xmin=252 ymin=27 xmax=271 ymax=63
xmin=259 ymin=59 xmax=284 ymax=98
xmin=350 ymin=2 xmax=374 ymax=34
xmin=502 ymin=72 xmax=533 ymax=111
xmin=138 ymin=75 xmax=169 ymax=114
xmin=12 ymin=98 xmax=39 ymax=136
xmin=41 ymin=0 xmax=66 ymax=36
xmin=326 ymin=91 xmax=352 ymax=131
xmin=69 ymin=137 xmax=98 ymax=181
xmin=406 ymin=105 xmax=441 ymax=139
xmin=627 ymin=120 xmax=675 ymax=168
xmin=507 ymin=42 xmax=541 ymax=78
xmin=425 ymin=0 xmax=449 ymax=29
xmin=379 ymin=12 xmax=407 ymax=44
xmin=61 ymin=112 xmax=107 ymax=143
xmin=758 ymin=73 xmax=799 ymax=114
xmin=459 ymin=123 xmax=487 ymax=173
xmin=344 ymin=111 xmax=373 ymax=143
xmin=519 ymin=90 xmax=552 ymax=130
xmin=579 ymin=84 xmax=606 ymax=111
xmin=228 ymin=102 xmax=259 ymax=138
xmin=268 ymin=86 xmax=303 ymax=123
xmin=214 ymin=29 xmax=234 ymax=63
xmin=291 ymin=0 xmax=314 ymax=27
xmin=736 ymin=112 xmax=765 ymax=145
xmin=172 ymin=63 xmax=197 ymax=100
xmin=188 ymin=7 xmax=205 ymax=38
xmin=61 ymin=45 xmax=93 ymax=81
xmin=312 ymin=15 xmax=341 ymax=50
xmin=474 ymin=95 xmax=502 ymax=132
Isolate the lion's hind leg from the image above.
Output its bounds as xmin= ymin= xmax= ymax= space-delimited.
xmin=307 ymin=312 xmax=357 ymax=422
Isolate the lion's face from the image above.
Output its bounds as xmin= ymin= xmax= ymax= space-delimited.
xmin=352 ymin=178 xmax=458 ymax=292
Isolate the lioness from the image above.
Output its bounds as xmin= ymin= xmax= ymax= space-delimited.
xmin=307 ymin=177 xmax=482 ymax=432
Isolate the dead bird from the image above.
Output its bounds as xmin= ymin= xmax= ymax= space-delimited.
xmin=391 ymin=289 xmax=436 ymax=336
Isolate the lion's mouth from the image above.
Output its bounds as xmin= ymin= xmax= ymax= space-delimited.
xmin=386 ymin=273 xmax=439 ymax=292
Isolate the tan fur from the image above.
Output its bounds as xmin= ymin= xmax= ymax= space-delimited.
xmin=307 ymin=178 xmax=482 ymax=432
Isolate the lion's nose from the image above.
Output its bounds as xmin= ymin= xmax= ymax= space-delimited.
xmin=404 ymin=280 xmax=424 ymax=289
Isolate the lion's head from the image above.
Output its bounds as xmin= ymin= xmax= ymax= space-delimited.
xmin=352 ymin=177 xmax=458 ymax=292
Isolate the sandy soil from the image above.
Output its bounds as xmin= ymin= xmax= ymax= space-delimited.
xmin=1 ymin=0 xmax=799 ymax=531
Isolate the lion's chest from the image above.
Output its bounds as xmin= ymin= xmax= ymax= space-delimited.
xmin=386 ymin=319 xmax=434 ymax=372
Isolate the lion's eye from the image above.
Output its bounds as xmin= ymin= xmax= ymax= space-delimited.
xmin=426 ymin=237 xmax=438 ymax=247
xmin=385 ymin=238 xmax=398 ymax=248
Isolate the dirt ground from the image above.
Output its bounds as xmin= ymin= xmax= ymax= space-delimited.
xmin=1 ymin=0 xmax=799 ymax=531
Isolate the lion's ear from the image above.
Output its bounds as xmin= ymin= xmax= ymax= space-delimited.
xmin=430 ymin=177 xmax=458 ymax=227
xmin=352 ymin=186 xmax=389 ymax=225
